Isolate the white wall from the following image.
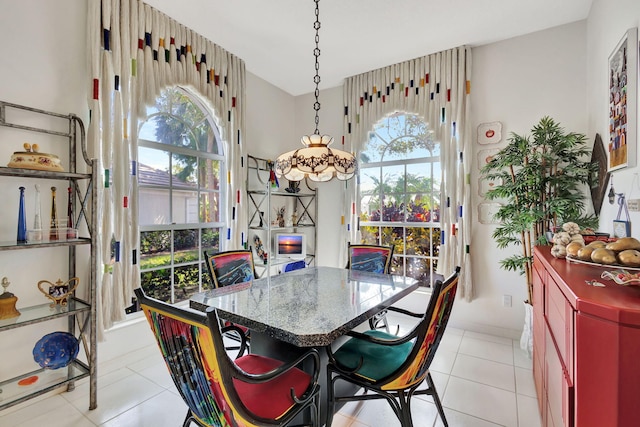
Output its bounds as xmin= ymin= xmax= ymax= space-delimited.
xmin=587 ymin=1 xmax=640 ymax=233
xmin=465 ymin=21 xmax=588 ymax=338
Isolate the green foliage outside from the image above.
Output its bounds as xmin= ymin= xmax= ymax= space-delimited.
xmin=140 ymin=228 xmax=219 ymax=303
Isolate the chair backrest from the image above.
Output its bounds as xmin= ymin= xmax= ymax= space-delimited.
xmin=283 ymin=259 xmax=306 ymax=272
xmin=346 ymin=244 xmax=394 ymax=274
xmin=381 ymin=266 xmax=460 ymax=389
xmin=134 ymin=287 xmax=254 ymax=426
xmin=204 ymin=250 xmax=255 ymax=288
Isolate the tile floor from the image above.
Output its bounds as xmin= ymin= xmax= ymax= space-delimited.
xmin=0 ymin=312 xmax=541 ymax=427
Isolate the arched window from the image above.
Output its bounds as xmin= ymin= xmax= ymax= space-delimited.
xmin=358 ymin=112 xmax=441 ymax=285
xmin=137 ymin=87 xmax=225 ymax=305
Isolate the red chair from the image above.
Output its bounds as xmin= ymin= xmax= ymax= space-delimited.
xmin=326 ymin=267 xmax=460 ymax=427
xmin=135 ymin=287 xmax=320 ymax=427
xmin=346 ymin=244 xmax=395 ymax=331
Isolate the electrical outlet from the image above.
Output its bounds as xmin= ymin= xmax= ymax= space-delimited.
xmin=502 ymin=294 xmax=512 ymax=307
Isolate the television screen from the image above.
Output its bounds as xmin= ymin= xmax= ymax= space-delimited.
xmin=275 ymin=233 xmax=306 ymax=260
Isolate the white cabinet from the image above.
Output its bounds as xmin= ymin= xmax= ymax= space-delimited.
xmin=246 ymin=155 xmax=317 ymax=277
xmin=0 ymin=101 xmax=97 ymax=410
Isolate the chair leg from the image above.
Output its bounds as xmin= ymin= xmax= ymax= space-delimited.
xmin=325 ymin=370 xmax=337 ymax=427
xmin=182 ymin=410 xmax=194 ymax=427
xmin=426 ymin=372 xmax=448 ymax=427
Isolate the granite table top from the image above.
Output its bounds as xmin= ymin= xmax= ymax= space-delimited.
xmin=189 ymin=266 xmax=420 ymax=347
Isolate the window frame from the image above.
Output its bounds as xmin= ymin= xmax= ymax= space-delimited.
xmin=136 ymin=87 xmax=227 ymax=305
xmin=358 ymin=112 xmax=441 ymax=286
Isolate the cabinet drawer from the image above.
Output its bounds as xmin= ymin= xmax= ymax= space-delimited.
xmin=545 ymin=277 xmax=574 ymax=380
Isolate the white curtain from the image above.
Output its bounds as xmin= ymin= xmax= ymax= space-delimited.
xmin=342 ymin=46 xmax=473 ymax=300
xmin=87 ymin=0 xmax=247 ymax=337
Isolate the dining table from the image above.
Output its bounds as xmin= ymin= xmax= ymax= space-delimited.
xmin=189 ymin=266 xmax=421 ymax=424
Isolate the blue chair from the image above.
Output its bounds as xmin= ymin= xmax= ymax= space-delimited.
xmin=283 ymin=259 xmax=306 ymax=272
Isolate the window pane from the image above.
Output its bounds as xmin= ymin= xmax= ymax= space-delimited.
xmin=201 ymin=191 xmax=221 ymax=222
xmin=202 ymin=227 xmax=221 ymax=251
xmin=139 ymin=187 xmax=171 ymax=225
xmin=140 ymin=230 xmax=172 ymax=267
xmin=406 ymin=257 xmax=430 ymax=282
xmin=173 ymin=264 xmax=200 ymax=303
xmin=406 ymin=227 xmax=440 ymax=256
xmin=380 ymin=226 xmax=403 ymax=250
xmin=172 ymin=189 xmax=199 ymax=224
xmin=391 ymin=255 xmax=404 ymax=276
xmin=201 ymin=158 xmax=221 ymax=190
xmin=381 ymin=194 xmax=405 ymax=222
xmin=141 ymin=268 xmax=171 ymax=303
xmin=139 ymin=147 xmax=170 ymax=185
xmin=360 ymin=225 xmax=380 ymax=244
xmin=172 ymin=153 xmax=198 ymax=188
xmin=193 ymin=120 xmax=218 ymax=154
xmin=174 ymin=229 xmax=200 ymax=264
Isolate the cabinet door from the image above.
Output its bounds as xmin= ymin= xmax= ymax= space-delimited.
xmin=545 ymin=276 xmax=574 ymax=381
xmin=532 ymin=258 xmax=546 ymax=416
xmin=545 ymin=327 xmax=573 ymax=427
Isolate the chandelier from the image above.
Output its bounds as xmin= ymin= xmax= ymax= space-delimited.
xmin=275 ymin=0 xmax=356 ymax=182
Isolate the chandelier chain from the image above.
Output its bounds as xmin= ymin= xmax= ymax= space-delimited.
xmin=313 ymin=0 xmax=321 ymax=135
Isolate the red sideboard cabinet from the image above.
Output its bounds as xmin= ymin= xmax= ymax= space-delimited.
xmin=532 ymin=246 xmax=640 ymax=427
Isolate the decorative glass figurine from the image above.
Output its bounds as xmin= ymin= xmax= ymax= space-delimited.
xmin=33 ymin=184 xmax=43 ymax=241
xmin=50 ymin=186 xmax=58 ymax=241
xmin=17 ymin=186 xmax=27 ymax=243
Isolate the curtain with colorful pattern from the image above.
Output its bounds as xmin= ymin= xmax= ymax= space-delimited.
xmin=87 ymin=0 xmax=247 ymax=336
xmin=342 ymin=46 xmax=473 ymax=300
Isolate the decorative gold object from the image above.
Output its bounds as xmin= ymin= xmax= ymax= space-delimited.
xmin=37 ymin=277 xmax=80 ymax=307
xmin=0 ymin=277 xmax=20 ymax=320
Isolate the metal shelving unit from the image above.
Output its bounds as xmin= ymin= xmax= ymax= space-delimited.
xmin=246 ymin=155 xmax=317 ymax=277
xmin=0 ymin=101 xmax=97 ymax=411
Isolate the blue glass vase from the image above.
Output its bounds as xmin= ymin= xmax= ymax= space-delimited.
xmin=17 ymin=186 xmax=27 ymax=243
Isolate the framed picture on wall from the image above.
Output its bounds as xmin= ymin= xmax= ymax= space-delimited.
xmin=608 ymin=27 xmax=638 ymax=171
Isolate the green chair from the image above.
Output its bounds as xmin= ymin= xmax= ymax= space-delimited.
xmin=135 ymin=287 xmax=320 ymax=427
xmin=326 ymin=266 xmax=461 ymax=427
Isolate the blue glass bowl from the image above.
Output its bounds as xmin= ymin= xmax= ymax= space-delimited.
xmin=32 ymin=331 xmax=79 ymax=370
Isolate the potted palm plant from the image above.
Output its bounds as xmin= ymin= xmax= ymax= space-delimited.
xmin=480 ymin=117 xmax=598 ymax=353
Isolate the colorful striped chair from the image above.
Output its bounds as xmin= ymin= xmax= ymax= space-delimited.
xmin=204 ymin=250 xmax=256 ymax=289
xmin=135 ymin=288 xmax=321 ymax=427
xmin=204 ymin=250 xmax=256 ymax=354
xmin=346 ymin=244 xmax=395 ymax=332
xmin=325 ymin=266 xmax=461 ymax=427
